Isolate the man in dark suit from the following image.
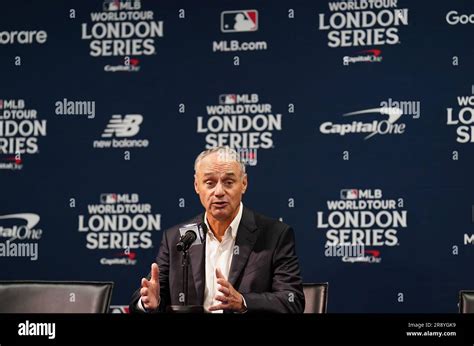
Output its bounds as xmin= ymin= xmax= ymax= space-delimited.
xmin=130 ymin=146 xmax=304 ymax=313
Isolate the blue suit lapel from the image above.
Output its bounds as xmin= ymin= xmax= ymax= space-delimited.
xmin=228 ymin=207 xmax=259 ymax=286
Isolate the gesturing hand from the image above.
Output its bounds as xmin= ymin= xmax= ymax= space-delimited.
xmin=140 ymin=263 xmax=160 ymax=311
xmin=208 ymin=268 xmax=246 ymax=313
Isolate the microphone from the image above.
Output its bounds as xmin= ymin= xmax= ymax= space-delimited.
xmin=176 ymin=222 xmax=207 ymax=252
xmin=171 ymin=222 xmax=208 ymax=312
xmin=176 ymin=230 xmax=197 ymax=252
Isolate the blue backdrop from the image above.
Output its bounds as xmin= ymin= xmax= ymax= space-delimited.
xmin=1 ymin=0 xmax=474 ymax=313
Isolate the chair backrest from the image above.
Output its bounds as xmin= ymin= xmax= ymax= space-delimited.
xmin=303 ymin=282 xmax=328 ymax=313
xmin=459 ymin=290 xmax=474 ymax=313
xmin=0 ymin=281 xmax=114 ymax=313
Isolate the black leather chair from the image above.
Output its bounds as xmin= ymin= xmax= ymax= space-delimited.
xmin=459 ymin=290 xmax=474 ymax=313
xmin=0 ymin=281 xmax=114 ymax=313
xmin=303 ymin=283 xmax=328 ymax=313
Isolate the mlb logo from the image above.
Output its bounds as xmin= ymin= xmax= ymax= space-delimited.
xmin=110 ymin=305 xmax=130 ymax=314
xmin=340 ymin=189 xmax=359 ymax=200
xmin=103 ymin=0 xmax=121 ymax=11
xmin=219 ymin=94 xmax=237 ymax=104
xmin=221 ymin=10 xmax=258 ymax=33
xmin=100 ymin=193 xmax=118 ymax=204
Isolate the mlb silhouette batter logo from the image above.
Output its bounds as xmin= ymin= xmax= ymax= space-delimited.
xmin=100 ymin=193 xmax=118 ymax=204
xmin=103 ymin=0 xmax=123 ymax=11
xmin=340 ymin=189 xmax=359 ymax=200
xmin=221 ymin=10 xmax=258 ymax=33
xmin=219 ymin=94 xmax=237 ymax=104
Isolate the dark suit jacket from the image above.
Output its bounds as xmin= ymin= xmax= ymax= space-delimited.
xmin=129 ymin=207 xmax=304 ymax=313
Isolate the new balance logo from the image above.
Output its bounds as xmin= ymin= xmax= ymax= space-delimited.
xmin=102 ymin=114 xmax=143 ymax=138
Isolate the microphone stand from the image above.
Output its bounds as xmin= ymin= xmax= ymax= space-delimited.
xmin=169 ymin=241 xmax=204 ymax=313
xmin=182 ymin=249 xmax=189 ymax=306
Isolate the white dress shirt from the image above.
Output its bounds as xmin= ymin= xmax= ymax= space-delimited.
xmin=137 ymin=203 xmax=243 ymax=313
xmin=203 ymin=202 xmax=243 ymax=313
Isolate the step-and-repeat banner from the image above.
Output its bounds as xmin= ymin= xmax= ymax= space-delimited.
xmin=1 ymin=0 xmax=474 ymax=313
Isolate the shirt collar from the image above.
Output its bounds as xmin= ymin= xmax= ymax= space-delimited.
xmin=204 ymin=202 xmax=243 ymax=241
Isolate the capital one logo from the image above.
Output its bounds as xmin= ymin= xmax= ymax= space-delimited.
xmin=0 ymin=213 xmax=40 ymax=229
xmin=0 ymin=213 xmax=42 ymax=242
xmin=102 ymin=114 xmax=143 ymax=138
xmin=320 ymin=106 xmax=405 ymax=140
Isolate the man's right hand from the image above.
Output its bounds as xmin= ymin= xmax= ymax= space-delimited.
xmin=140 ymin=263 xmax=160 ymax=311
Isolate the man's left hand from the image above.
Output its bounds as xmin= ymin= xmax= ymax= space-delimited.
xmin=208 ymin=268 xmax=246 ymax=313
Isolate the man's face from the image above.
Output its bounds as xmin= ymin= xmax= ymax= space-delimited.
xmin=194 ymin=152 xmax=247 ymax=222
